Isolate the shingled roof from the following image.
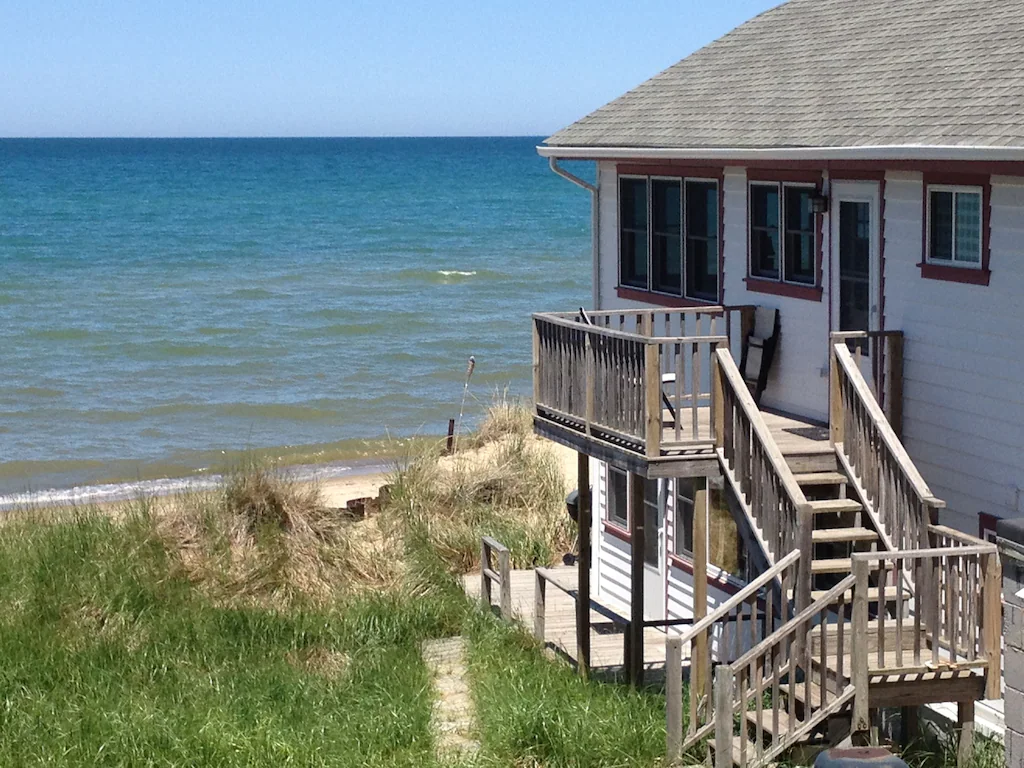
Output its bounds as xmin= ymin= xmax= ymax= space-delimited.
xmin=545 ymin=0 xmax=1024 ymax=151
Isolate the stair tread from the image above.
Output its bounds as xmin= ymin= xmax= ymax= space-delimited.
xmin=808 ymin=499 xmax=863 ymax=514
xmin=794 ymin=471 xmax=848 ymax=486
xmin=812 ymin=527 xmax=879 ymax=543
xmin=811 ymin=557 xmax=881 ymax=574
xmin=779 ymin=679 xmax=828 ymax=708
xmin=811 ymin=585 xmax=907 ymax=602
xmin=744 ymin=707 xmax=794 ymax=736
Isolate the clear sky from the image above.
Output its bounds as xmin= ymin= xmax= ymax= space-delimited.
xmin=1 ymin=1 xmax=780 ymax=138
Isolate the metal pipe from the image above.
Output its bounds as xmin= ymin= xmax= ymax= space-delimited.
xmin=548 ymin=157 xmax=601 ymax=310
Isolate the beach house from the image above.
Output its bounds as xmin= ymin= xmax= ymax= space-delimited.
xmin=530 ymin=0 xmax=1021 ymax=762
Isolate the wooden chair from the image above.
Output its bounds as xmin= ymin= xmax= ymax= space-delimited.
xmin=739 ymin=307 xmax=780 ymax=404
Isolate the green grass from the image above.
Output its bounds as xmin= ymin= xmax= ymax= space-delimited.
xmin=465 ymin=612 xmax=666 ymax=767
xmin=0 ymin=506 xmax=464 ymax=767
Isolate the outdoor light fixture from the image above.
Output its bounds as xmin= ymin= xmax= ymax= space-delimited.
xmin=810 ymin=192 xmax=829 ymax=214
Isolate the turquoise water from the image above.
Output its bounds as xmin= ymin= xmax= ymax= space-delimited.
xmin=0 ymin=138 xmax=591 ymax=497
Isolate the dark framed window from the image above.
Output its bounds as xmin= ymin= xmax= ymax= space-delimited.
xmin=685 ymin=181 xmax=719 ymax=301
xmin=618 ymin=174 xmax=720 ymax=302
xmin=619 ymin=178 xmax=649 ymax=289
xmin=608 ymin=466 xmax=628 ymax=528
xmin=927 ymin=186 xmax=983 ymax=267
xmin=749 ymin=182 xmax=819 ymax=285
xmin=674 ymin=478 xmax=695 ymax=556
xmin=651 ymin=179 xmax=682 ymax=294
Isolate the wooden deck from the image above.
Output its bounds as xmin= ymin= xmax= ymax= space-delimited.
xmin=464 ymin=565 xmax=671 ymax=678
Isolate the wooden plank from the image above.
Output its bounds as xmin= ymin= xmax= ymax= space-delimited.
xmin=666 ymin=637 xmax=683 ymax=762
xmin=982 ymin=551 xmax=1002 ymax=700
xmin=645 ymin=342 xmax=662 ymax=458
xmin=714 ymin=666 xmax=735 ymax=768
xmin=888 ymin=334 xmax=904 ymax=440
xmin=852 ymin=558 xmax=871 ymax=734
xmin=830 ymin=343 xmax=845 ymax=445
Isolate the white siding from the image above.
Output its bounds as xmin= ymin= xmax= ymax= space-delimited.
xmin=594 ymin=462 xmax=632 ymax=608
xmin=884 ymin=172 xmax=1024 ymax=531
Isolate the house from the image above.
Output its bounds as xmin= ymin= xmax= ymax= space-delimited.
xmin=530 ymin=0 xmax=1018 ymax=763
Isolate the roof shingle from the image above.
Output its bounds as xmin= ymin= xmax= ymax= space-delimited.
xmin=545 ymin=0 xmax=1024 ymax=149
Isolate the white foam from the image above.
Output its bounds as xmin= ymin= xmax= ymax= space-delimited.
xmin=437 ymin=270 xmax=477 ymax=277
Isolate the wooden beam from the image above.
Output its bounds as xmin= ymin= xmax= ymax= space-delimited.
xmin=576 ymin=452 xmax=591 ymax=677
xmin=830 ymin=342 xmax=844 ymax=446
xmin=957 ymin=699 xmax=975 ymax=768
xmin=666 ymin=636 xmax=683 ymax=762
xmin=630 ymin=472 xmax=645 ymax=687
xmin=852 ymin=558 xmax=870 ymax=733
xmin=645 ymin=341 xmax=662 ymax=458
xmin=693 ymin=476 xmax=709 ymax=709
xmin=982 ymin=551 xmax=1002 ymax=701
xmin=887 ymin=334 xmax=904 ymax=439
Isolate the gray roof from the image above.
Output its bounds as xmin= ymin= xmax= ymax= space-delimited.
xmin=545 ymin=0 xmax=1024 ymax=150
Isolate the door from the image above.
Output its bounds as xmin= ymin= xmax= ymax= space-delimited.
xmin=642 ymin=478 xmax=666 ymax=621
xmin=831 ymin=181 xmax=881 ymax=379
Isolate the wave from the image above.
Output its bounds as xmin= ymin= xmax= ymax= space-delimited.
xmin=394 ymin=267 xmax=505 ymax=284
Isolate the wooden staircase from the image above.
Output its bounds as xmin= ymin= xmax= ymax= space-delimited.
xmin=665 ymin=340 xmax=1003 ymax=768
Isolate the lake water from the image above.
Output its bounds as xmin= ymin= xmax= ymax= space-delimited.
xmin=0 ymin=138 xmax=592 ymax=499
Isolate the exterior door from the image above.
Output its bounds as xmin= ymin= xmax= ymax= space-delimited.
xmin=831 ymin=181 xmax=881 ymax=378
xmin=642 ymin=478 xmax=666 ymax=621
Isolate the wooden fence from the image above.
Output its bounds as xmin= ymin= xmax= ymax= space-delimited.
xmin=480 ymin=536 xmax=511 ymax=619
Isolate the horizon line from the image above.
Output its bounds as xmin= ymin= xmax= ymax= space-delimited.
xmin=0 ymin=134 xmax=553 ymax=141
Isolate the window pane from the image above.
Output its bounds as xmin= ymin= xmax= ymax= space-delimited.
xmin=784 ymin=187 xmax=816 ymax=284
xmin=643 ymin=479 xmax=660 ymax=567
xmin=838 ymin=201 xmax=871 ymax=333
xmin=929 ymin=190 xmax=954 ymax=262
xmin=686 ymin=181 xmax=717 ymax=238
xmin=609 ymin=468 xmax=628 ymax=527
xmin=955 ymin=191 xmax=982 ymax=264
xmin=651 ymin=180 xmax=682 ymax=294
xmin=675 ymin=479 xmax=695 ymax=556
xmin=620 ymin=178 xmax=649 ymax=288
xmin=750 ymin=185 xmax=780 ymax=279
xmin=685 ymin=181 xmax=719 ymax=300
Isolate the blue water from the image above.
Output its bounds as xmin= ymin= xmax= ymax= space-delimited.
xmin=0 ymin=138 xmax=591 ymax=496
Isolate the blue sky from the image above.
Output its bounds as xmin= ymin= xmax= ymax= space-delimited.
xmin=1 ymin=1 xmax=780 ymax=138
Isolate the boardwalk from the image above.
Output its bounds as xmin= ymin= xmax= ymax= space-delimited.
xmin=464 ymin=565 xmax=671 ymax=679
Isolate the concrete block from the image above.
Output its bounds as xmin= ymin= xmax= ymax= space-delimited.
xmin=1006 ymin=645 xmax=1024 ymax=681
xmin=1006 ymin=687 xmax=1024 ymax=731
xmin=1007 ymin=728 xmax=1024 ymax=768
xmin=1006 ymin=603 xmax=1024 ymax=650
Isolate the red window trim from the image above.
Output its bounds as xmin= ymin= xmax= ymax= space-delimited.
xmin=615 ymin=286 xmax=719 ymax=308
xmin=616 ymin=164 xmax=726 ymax=304
xmin=745 ymin=171 xmax=825 ymax=300
xmin=919 ymin=172 xmax=992 ymax=286
xmin=667 ymin=553 xmax=742 ymax=596
xmin=603 ymin=520 xmax=630 ymax=543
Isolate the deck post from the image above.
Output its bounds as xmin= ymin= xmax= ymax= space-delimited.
xmin=829 ymin=341 xmax=844 ymax=446
xmin=693 ymin=475 xmax=710 ymax=709
xmin=629 ymin=472 xmax=646 ymax=687
xmin=713 ymin=665 xmax=735 ymax=768
xmin=887 ymin=334 xmax=904 ymax=439
xmin=480 ymin=539 xmax=491 ymax=609
xmin=498 ymin=547 xmax=512 ymax=619
xmin=982 ymin=550 xmax=1002 ymax=700
xmin=533 ymin=570 xmax=546 ymax=643
xmin=712 ymin=343 xmax=726 ymax=449
xmin=645 ymin=341 xmax=662 ymax=458
xmin=576 ymin=452 xmax=592 ymax=677
xmin=957 ymin=699 xmax=975 ymax=768
xmin=532 ymin=317 xmax=541 ymax=413
xmin=666 ymin=636 xmax=683 ymax=762
xmin=852 ymin=557 xmax=871 ymax=734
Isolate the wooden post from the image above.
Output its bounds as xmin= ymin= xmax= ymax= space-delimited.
xmin=480 ymin=539 xmax=491 ymax=609
xmin=829 ymin=340 xmax=844 ymax=446
xmin=982 ymin=551 xmax=1002 ymax=700
xmin=666 ymin=636 xmax=683 ymax=763
xmin=498 ymin=547 xmax=512 ymax=619
xmin=532 ymin=317 xmax=542 ymax=409
xmin=852 ymin=558 xmax=871 ymax=734
xmin=714 ymin=665 xmax=735 ymax=768
xmin=693 ymin=476 xmax=710 ymax=709
xmin=888 ymin=334 xmax=904 ymax=439
xmin=577 ymin=452 xmax=592 ymax=677
xmin=957 ymin=699 xmax=975 ymax=768
xmin=645 ymin=341 xmax=662 ymax=458
xmin=630 ymin=472 xmax=646 ymax=687
xmin=534 ymin=570 xmax=546 ymax=643
xmin=585 ymin=333 xmax=595 ymax=437
xmin=712 ymin=342 xmax=726 ymax=449
xmin=795 ymin=511 xmax=814 ymax=615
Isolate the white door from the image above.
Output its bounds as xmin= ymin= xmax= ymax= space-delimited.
xmin=642 ymin=478 xmax=666 ymax=621
xmin=830 ymin=182 xmax=881 ymax=379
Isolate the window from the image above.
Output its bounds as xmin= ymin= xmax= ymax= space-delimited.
xmin=674 ymin=478 xmax=695 ymax=556
xmin=608 ymin=467 xmax=628 ymax=528
xmin=927 ymin=186 xmax=983 ymax=268
xmin=749 ymin=182 xmax=818 ymax=285
xmin=618 ymin=174 xmax=720 ymax=301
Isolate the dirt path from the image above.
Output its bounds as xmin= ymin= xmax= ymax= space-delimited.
xmin=421 ymin=636 xmax=479 ymax=759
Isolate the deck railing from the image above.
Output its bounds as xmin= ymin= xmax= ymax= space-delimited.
xmin=532 ymin=306 xmax=754 ymax=458
xmin=830 ymin=341 xmax=945 ymax=556
xmin=712 ymin=576 xmax=858 ymax=768
xmin=480 ymin=536 xmax=512 ymax=619
xmin=715 ymin=347 xmax=814 ymax=583
xmin=665 ymin=550 xmax=801 ymax=762
xmin=831 ymin=331 xmax=904 ymax=437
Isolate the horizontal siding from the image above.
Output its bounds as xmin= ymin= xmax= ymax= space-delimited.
xmin=885 ymin=172 xmax=1024 ymax=527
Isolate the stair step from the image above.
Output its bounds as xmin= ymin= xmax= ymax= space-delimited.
xmin=810 ymin=585 xmax=906 ymax=602
xmin=812 ymin=527 xmax=879 ymax=544
xmin=779 ymin=678 xmax=828 ymax=709
xmin=744 ymin=707 xmax=794 ymax=737
xmin=811 ymin=557 xmax=881 ymax=574
xmin=808 ymin=499 xmax=863 ymax=514
xmin=794 ymin=471 xmax=848 ymax=487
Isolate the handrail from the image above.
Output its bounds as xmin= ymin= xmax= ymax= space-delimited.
xmin=928 ymin=523 xmax=990 ymax=548
xmin=480 ymin=536 xmax=511 ymax=619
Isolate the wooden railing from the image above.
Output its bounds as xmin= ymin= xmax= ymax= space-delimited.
xmin=480 ymin=536 xmax=511 ymax=619
xmin=712 ymin=576 xmax=858 ymax=768
xmin=850 ymin=541 xmax=1002 ymax=726
xmin=532 ymin=306 xmax=754 ymax=457
xmin=831 ymin=331 xmax=904 ymax=437
xmin=665 ymin=550 xmax=802 ymax=762
xmin=830 ymin=342 xmax=945 ymax=556
xmin=715 ymin=347 xmax=813 ymax=584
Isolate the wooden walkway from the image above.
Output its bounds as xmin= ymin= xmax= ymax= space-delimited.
xmin=464 ymin=566 xmax=671 ymax=678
